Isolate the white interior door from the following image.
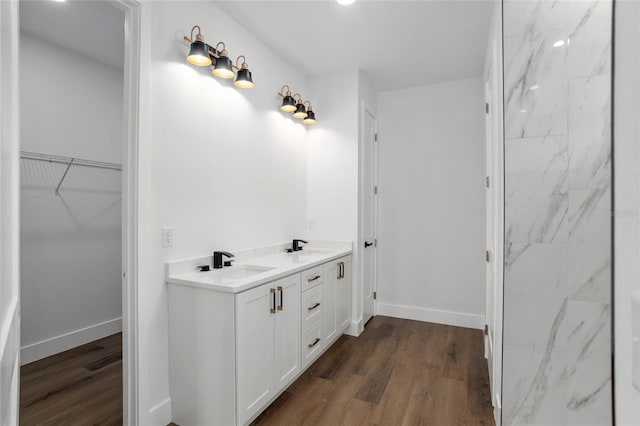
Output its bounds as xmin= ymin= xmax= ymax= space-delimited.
xmin=484 ymin=76 xmax=496 ymax=393
xmin=485 ymin=27 xmax=504 ymax=423
xmin=362 ymin=107 xmax=377 ymax=326
xmin=0 ymin=1 xmax=20 ymax=424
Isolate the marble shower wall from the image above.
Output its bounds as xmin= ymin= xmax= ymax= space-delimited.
xmin=503 ymin=1 xmax=612 ymax=425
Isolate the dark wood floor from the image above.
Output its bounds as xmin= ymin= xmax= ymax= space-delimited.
xmin=20 ymin=333 xmax=123 ymax=426
xmin=252 ymin=316 xmax=495 ymax=426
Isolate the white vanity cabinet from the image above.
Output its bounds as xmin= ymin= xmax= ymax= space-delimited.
xmin=300 ymin=268 xmax=324 ymax=368
xmin=338 ymin=256 xmax=352 ymax=331
xmin=324 ymin=256 xmax=352 ymax=343
xmin=167 ymin=252 xmax=352 ymax=426
xmin=236 ymin=274 xmax=300 ymax=425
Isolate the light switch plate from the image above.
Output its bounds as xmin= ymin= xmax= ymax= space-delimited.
xmin=633 ymin=290 xmax=640 ymax=392
xmin=162 ymin=227 xmax=174 ymax=248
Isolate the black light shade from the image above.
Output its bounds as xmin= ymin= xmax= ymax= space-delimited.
xmin=234 ymin=68 xmax=254 ymax=89
xmin=212 ymin=54 xmax=234 ymax=79
xmin=303 ymin=110 xmax=317 ymax=125
xmin=281 ymin=95 xmax=296 ymax=112
xmin=292 ymin=102 xmax=307 ymax=119
xmin=187 ymin=40 xmax=212 ymax=66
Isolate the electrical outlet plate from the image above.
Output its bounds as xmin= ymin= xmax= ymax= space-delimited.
xmin=162 ymin=227 xmax=174 ymax=248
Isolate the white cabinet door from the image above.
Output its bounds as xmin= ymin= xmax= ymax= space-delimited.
xmin=338 ymin=257 xmax=352 ymax=332
xmin=236 ymin=283 xmax=275 ymax=425
xmin=273 ymin=274 xmax=301 ymax=391
xmin=323 ymin=261 xmax=338 ymax=342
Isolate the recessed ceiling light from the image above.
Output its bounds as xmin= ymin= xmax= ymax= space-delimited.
xmin=552 ymin=40 xmax=565 ymax=47
xmin=336 ymin=0 xmax=356 ymax=5
xmin=51 ymin=0 xmax=67 ymax=3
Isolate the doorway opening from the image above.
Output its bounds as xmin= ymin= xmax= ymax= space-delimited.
xmin=360 ymin=104 xmax=378 ymax=328
xmin=16 ymin=0 xmax=139 ymax=423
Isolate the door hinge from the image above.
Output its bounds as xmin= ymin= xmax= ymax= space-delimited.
xmin=486 ymin=176 xmax=490 ymax=188
xmin=373 ymin=291 xmax=377 ymax=300
xmin=485 ymin=102 xmax=489 ymax=114
xmin=484 ymin=324 xmax=489 ymax=336
xmin=486 ymin=250 xmax=491 ymax=262
xmin=374 ymin=133 xmax=378 ymax=142
xmin=374 ymin=185 xmax=378 ymax=195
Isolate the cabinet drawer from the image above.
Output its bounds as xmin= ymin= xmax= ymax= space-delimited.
xmin=302 ymin=320 xmax=324 ymax=368
xmin=301 ymin=284 xmax=323 ymax=329
xmin=301 ymin=266 xmax=323 ymax=292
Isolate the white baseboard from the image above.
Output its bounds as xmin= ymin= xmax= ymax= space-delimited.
xmin=21 ymin=317 xmax=122 ymax=365
xmin=376 ymin=303 xmax=484 ymax=330
xmin=345 ymin=319 xmax=363 ymax=337
xmin=149 ymin=397 xmax=172 ymax=426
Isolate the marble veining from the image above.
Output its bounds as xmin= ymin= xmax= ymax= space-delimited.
xmin=503 ymin=0 xmax=612 ymax=424
xmin=568 ymin=75 xmax=611 ymax=189
xmin=504 ymin=27 xmax=568 ymax=139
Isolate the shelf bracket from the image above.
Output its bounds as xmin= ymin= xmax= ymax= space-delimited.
xmin=55 ymin=158 xmax=75 ymax=195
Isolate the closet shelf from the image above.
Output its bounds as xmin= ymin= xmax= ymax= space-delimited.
xmin=20 ymin=151 xmax=122 ymax=171
xmin=20 ymin=151 xmax=122 ymax=195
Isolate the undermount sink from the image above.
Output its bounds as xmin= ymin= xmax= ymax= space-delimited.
xmin=211 ymin=265 xmax=274 ymax=283
xmin=288 ymin=249 xmax=332 ymax=263
xmin=290 ymin=249 xmax=331 ymax=256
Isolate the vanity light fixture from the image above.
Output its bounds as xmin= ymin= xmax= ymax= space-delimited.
xmin=234 ymin=56 xmax=254 ymax=89
xmin=183 ymin=25 xmax=255 ymax=89
xmin=277 ymin=85 xmax=317 ymax=125
xmin=279 ymin=85 xmax=297 ymax=112
xmin=186 ymin=26 xmax=213 ymax=66
xmin=292 ymin=94 xmax=308 ymax=119
xmin=302 ymin=102 xmax=317 ymax=125
xmin=212 ymin=42 xmax=235 ymax=79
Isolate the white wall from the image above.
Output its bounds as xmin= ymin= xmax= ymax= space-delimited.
xmin=614 ymin=1 xmax=640 ymax=423
xmin=376 ymin=77 xmax=486 ymax=328
xmin=306 ymin=69 xmax=375 ymax=334
xmin=140 ymin=2 xmax=309 ymax=423
xmin=19 ymin=31 xmax=123 ymax=364
xmin=307 ymin=70 xmax=358 ymax=243
xmin=20 ymin=33 xmax=123 ymax=164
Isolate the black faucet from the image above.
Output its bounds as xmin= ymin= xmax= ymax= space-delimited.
xmin=292 ymin=239 xmax=308 ymax=252
xmin=213 ymin=251 xmax=234 ymax=269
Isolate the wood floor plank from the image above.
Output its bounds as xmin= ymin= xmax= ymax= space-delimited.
xmin=253 ymin=316 xmax=495 ymax=426
xmin=20 ymin=333 xmax=123 ymax=426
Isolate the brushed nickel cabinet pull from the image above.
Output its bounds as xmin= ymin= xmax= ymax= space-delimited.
xmin=277 ymin=286 xmax=283 ymax=311
xmin=307 ymin=302 xmax=321 ymax=311
xmin=308 ymin=338 xmax=321 ymax=348
xmin=270 ymin=288 xmax=276 ymax=314
xmin=307 ymin=275 xmax=321 ymax=282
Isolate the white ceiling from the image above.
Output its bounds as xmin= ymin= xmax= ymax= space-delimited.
xmin=215 ymin=0 xmax=495 ymax=92
xmin=20 ymin=0 xmax=125 ymax=71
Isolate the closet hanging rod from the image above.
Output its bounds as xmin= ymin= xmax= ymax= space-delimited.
xmin=20 ymin=151 xmax=122 ymax=171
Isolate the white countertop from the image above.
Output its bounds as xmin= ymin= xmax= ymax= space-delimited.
xmin=165 ymin=241 xmax=352 ymax=294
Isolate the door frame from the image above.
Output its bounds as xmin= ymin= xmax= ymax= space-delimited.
xmin=358 ymin=102 xmax=379 ymax=331
xmin=0 ymin=0 xmax=21 ymax=423
xmin=3 ymin=0 xmax=142 ymax=422
xmin=483 ymin=7 xmax=505 ymax=423
xmin=111 ymin=0 xmax=142 ymax=424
